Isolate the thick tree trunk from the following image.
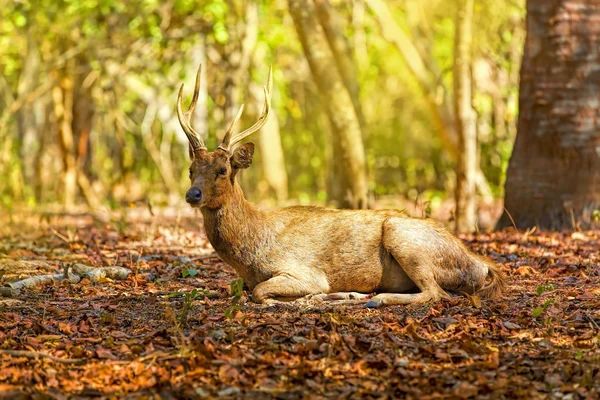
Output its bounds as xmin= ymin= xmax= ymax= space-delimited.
xmin=453 ymin=0 xmax=477 ymax=233
xmin=288 ymin=0 xmax=369 ymax=209
xmin=499 ymin=0 xmax=600 ymax=230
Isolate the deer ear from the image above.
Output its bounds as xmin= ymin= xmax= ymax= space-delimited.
xmin=231 ymin=142 xmax=255 ymax=170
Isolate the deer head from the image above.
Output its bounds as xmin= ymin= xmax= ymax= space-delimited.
xmin=177 ymin=65 xmax=273 ymax=209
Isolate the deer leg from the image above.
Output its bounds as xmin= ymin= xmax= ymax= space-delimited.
xmin=304 ymin=292 xmax=371 ymax=301
xmin=252 ymin=273 xmax=328 ymax=304
xmin=365 ymin=220 xmax=451 ymax=308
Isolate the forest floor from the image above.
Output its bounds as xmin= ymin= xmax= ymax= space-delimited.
xmin=0 ymin=209 xmax=599 ymax=399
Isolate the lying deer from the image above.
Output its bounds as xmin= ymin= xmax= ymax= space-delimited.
xmin=177 ymin=65 xmax=505 ymax=308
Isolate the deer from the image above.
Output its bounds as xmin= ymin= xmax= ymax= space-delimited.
xmin=177 ymin=65 xmax=505 ymax=308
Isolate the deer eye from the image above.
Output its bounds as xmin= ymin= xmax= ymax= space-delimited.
xmin=218 ymin=167 xmax=227 ymax=176
xmin=188 ymin=168 xmax=192 ymax=179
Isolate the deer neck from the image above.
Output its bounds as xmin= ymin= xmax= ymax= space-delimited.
xmin=200 ymin=184 xmax=274 ymax=279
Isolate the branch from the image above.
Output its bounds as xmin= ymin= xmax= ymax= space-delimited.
xmin=5 ymin=264 xmax=131 ymax=292
xmin=0 ymin=350 xmax=84 ymax=365
xmin=364 ymin=0 xmax=458 ymax=158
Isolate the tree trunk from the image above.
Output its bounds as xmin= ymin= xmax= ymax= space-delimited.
xmin=366 ymin=0 xmax=493 ymax=201
xmin=453 ymin=0 xmax=477 ymax=233
xmin=16 ymin=31 xmax=42 ymax=191
xmin=51 ymin=66 xmax=77 ymax=208
xmin=314 ymin=0 xmax=365 ymax=128
xmin=288 ymin=0 xmax=369 ymax=209
xmin=499 ymin=0 xmax=600 ymax=230
xmin=249 ymin=83 xmax=288 ymax=203
xmin=51 ymin=57 xmax=100 ymax=209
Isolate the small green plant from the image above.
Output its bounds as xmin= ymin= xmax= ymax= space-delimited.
xmin=536 ymin=283 xmax=555 ymax=296
xmin=182 ymin=267 xmax=198 ymax=278
xmin=532 ymin=298 xmax=555 ymax=318
xmin=593 ymin=209 xmax=600 ymax=222
xmin=168 ymin=288 xmax=213 ymax=326
xmin=225 ymin=278 xmax=244 ymax=320
xmin=532 ymin=283 xmax=556 ymax=318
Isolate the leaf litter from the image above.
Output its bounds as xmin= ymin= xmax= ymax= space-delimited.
xmin=0 ymin=211 xmax=598 ymax=399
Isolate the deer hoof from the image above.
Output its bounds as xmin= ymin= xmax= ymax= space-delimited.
xmin=364 ymin=299 xmax=384 ymax=309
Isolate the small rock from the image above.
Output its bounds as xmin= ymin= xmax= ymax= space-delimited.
xmin=394 ymin=358 xmax=409 ymax=368
xmin=503 ymin=321 xmax=521 ymax=330
xmin=291 ymin=336 xmax=308 ymax=344
xmin=209 ymin=330 xmax=225 ymax=340
xmin=432 ymin=317 xmax=459 ymax=329
xmin=194 ymin=387 xmax=210 ymax=398
xmin=217 ymin=387 xmax=241 ymax=397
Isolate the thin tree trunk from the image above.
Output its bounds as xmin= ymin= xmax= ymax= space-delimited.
xmin=314 ymin=0 xmax=365 ymax=128
xmin=453 ymin=0 xmax=477 ymax=233
xmin=16 ymin=31 xmax=42 ymax=189
xmin=248 ymin=82 xmax=288 ymax=203
xmin=51 ymin=58 xmax=100 ymax=209
xmin=352 ymin=0 xmax=369 ymax=71
xmin=51 ymin=67 xmax=77 ymax=208
xmin=72 ymin=57 xmax=101 ymax=209
xmin=365 ymin=0 xmax=492 ymax=200
xmin=499 ymin=0 xmax=600 ymax=230
xmin=33 ymin=98 xmax=51 ymax=203
xmin=289 ymin=0 xmax=369 ymax=209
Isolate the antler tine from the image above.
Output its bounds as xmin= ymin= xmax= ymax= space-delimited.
xmin=220 ymin=66 xmax=273 ymax=151
xmin=219 ymin=104 xmax=245 ymax=151
xmin=176 ymin=64 xmax=206 ymax=154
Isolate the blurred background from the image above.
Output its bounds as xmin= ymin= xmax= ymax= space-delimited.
xmin=0 ymin=0 xmax=524 ymax=228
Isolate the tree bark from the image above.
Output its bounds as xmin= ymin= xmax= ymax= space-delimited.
xmin=51 ymin=67 xmax=77 ymax=208
xmin=51 ymin=57 xmax=100 ymax=209
xmin=314 ymin=0 xmax=365 ymax=128
xmin=288 ymin=0 xmax=369 ymax=209
xmin=453 ymin=0 xmax=478 ymax=233
xmin=499 ymin=0 xmax=600 ymax=230
xmin=16 ymin=31 xmax=42 ymax=190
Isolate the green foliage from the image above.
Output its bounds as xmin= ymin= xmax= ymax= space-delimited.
xmin=532 ymin=298 xmax=555 ymax=318
xmin=168 ymin=288 xmax=215 ymax=327
xmin=0 ymin=0 xmax=525 ymax=208
xmin=181 ymin=267 xmax=198 ymax=278
xmin=225 ymin=278 xmax=244 ymax=320
xmin=535 ymin=283 xmax=555 ymax=296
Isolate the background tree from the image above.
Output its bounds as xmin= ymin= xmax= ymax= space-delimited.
xmin=0 ymin=0 xmax=526 ymax=230
xmin=288 ymin=0 xmax=369 ymax=209
xmin=499 ymin=0 xmax=600 ymax=230
xmin=453 ymin=0 xmax=478 ymax=232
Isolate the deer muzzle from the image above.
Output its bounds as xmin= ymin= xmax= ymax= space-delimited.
xmin=185 ymin=187 xmax=202 ymax=205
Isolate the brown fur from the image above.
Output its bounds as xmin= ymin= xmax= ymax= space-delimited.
xmin=186 ymin=145 xmax=506 ymax=307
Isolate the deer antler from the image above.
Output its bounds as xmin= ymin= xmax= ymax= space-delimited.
xmin=219 ymin=66 xmax=273 ymax=152
xmin=177 ymin=64 xmax=207 ymax=155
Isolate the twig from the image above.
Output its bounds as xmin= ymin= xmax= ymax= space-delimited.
xmin=0 ymin=349 xmax=84 ymax=364
xmin=51 ymin=229 xmax=71 ymax=243
xmin=585 ymin=312 xmax=600 ymax=331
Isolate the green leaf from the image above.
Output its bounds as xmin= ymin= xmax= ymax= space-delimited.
xmin=542 ymin=298 xmax=555 ymax=308
xmin=230 ymin=278 xmax=244 ymax=297
xmin=532 ymin=307 xmax=544 ymax=317
xmin=182 ymin=268 xmax=198 ymax=278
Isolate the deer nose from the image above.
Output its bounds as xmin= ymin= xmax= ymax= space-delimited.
xmin=185 ymin=187 xmax=202 ymax=204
